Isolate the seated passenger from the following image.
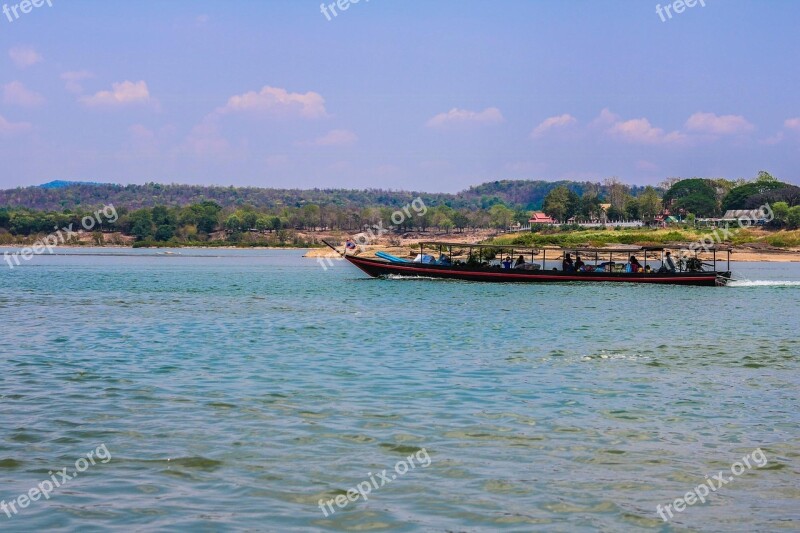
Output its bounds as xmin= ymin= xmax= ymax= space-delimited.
xmin=515 ymin=255 xmax=525 ymax=267
xmin=502 ymin=256 xmax=513 ymax=269
xmin=644 ymin=265 xmax=652 ymax=273
xmin=562 ymin=253 xmax=575 ymax=272
xmin=574 ymin=254 xmax=585 ymax=271
xmin=439 ymin=253 xmax=451 ymax=265
xmin=627 ymin=255 xmax=643 ymax=273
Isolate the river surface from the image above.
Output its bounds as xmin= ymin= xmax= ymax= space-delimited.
xmin=1 ymin=249 xmax=798 ymax=532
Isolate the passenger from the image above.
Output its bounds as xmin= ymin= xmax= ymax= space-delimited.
xmin=574 ymin=254 xmax=585 ymax=271
xmin=502 ymin=256 xmax=513 ymax=269
xmin=663 ymin=251 xmax=676 ymax=272
xmin=562 ymin=253 xmax=574 ymax=272
xmin=644 ymin=265 xmax=652 ymax=273
xmin=439 ymin=253 xmax=451 ymax=265
xmin=627 ymin=255 xmax=643 ymax=273
xmin=515 ymin=255 xmax=526 ymax=267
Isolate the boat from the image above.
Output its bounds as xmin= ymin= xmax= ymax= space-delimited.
xmin=322 ymin=240 xmax=733 ymax=287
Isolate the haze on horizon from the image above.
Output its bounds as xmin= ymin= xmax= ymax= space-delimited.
xmin=0 ymin=0 xmax=798 ymax=193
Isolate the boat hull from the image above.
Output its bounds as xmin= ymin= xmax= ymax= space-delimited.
xmin=343 ymin=255 xmax=729 ymax=286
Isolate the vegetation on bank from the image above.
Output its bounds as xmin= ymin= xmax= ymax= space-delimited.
xmin=489 ymin=226 xmax=800 ymax=249
xmin=1 ymin=172 xmax=798 ymax=248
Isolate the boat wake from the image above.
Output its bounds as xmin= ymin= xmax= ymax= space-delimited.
xmin=727 ymin=279 xmax=800 ymax=287
xmin=384 ymin=274 xmax=449 ymax=281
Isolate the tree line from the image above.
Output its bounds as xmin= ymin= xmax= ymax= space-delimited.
xmin=540 ymin=172 xmax=800 ymax=227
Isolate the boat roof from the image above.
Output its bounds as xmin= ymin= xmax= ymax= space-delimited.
xmin=417 ymin=241 xmax=732 ymax=253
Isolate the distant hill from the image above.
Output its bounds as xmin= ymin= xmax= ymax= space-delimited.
xmin=39 ymin=180 xmax=107 ymax=189
xmin=0 ymin=180 xmax=644 ymax=211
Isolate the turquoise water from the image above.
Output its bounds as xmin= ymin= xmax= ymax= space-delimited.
xmin=1 ymin=249 xmax=798 ymax=532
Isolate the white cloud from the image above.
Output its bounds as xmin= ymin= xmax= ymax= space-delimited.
xmin=8 ymin=46 xmax=42 ymax=68
xmin=0 ymin=114 xmax=32 ymax=135
xmin=216 ymin=86 xmax=328 ymax=119
xmin=589 ymin=108 xmax=620 ymax=129
xmin=80 ymin=80 xmax=152 ymax=107
xmin=426 ymin=107 xmax=504 ymax=128
xmin=2 ymin=81 xmax=45 ymax=107
xmin=785 ymin=117 xmax=800 ymax=131
xmin=61 ymin=71 xmax=94 ymax=94
xmin=608 ymin=116 xmax=685 ymax=145
xmin=308 ymin=129 xmax=358 ymax=146
xmin=531 ymin=113 xmax=577 ymax=138
xmin=685 ymin=112 xmax=754 ymax=135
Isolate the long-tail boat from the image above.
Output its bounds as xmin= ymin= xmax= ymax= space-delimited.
xmin=322 ymin=240 xmax=733 ymax=287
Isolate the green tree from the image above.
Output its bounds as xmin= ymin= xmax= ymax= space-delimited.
xmin=771 ymin=202 xmax=790 ymax=227
xmin=543 ymin=186 xmax=579 ymax=222
xmin=756 ymin=170 xmax=778 ymax=183
xmin=452 ymin=210 xmax=469 ymax=232
xmin=637 ymin=186 xmax=662 ymax=221
xmin=129 ymin=209 xmax=153 ymax=241
xmin=722 ymin=179 xmax=787 ymax=211
xmin=225 ymin=214 xmax=242 ymax=232
xmin=488 ymin=204 xmax=515 ymax=229
xmin=663 ymin=179 xmax=719 ymax=217
xmin=154 ymin=225 xmax=175 ymax=241
xmin=577 ymin=193 xmax=602 ymax=220
xmin=255 ymin=216 xmax=271 ymax=232
xmin=788 ymin=206 xmax=800 ymax=229
xmin=241 ymin=211 xmax=258 ymax=231
xmin=0 ymin=209 xmax=10 ymax=229
xmin=624 ymin=198 xmax=640 ymax=220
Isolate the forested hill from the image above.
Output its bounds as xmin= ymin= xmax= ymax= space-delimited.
xmin=0 ymin=179 xmax=638 ymax=211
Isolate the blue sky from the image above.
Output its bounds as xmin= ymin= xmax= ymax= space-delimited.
xmin=0 ymin=0 xmax=798 ymax=192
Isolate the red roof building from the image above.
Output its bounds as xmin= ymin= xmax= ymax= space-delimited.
xmin=529 ymin=212 xmax=557 ymax=224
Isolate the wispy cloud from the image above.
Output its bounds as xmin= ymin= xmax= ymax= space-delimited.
xmin=531 ymin=113 xmax=577 ymax=138
xmin=306 ymin=129 xmax=358 ymax=146
xmin=80 ymin=80 xmax=152 ymax=107
xmin=215 ymin=86 xmax=328 ymax=119
xmin=2 ymin=81 xmax=45 ymax=107
xmin=8 ymin=46 xmax=42 ymax=68
xmin=0 ymin=114 xmax=32 ymax=136
xmin=426 ymin=107 xmax=504 ymax=128
xmin=785 ymin=117 xmax=800 ymax=131
xmin=61 ymin=70 xmax=94 ymax=94
xmin=685 ymin=112 xmax=754 ymax=135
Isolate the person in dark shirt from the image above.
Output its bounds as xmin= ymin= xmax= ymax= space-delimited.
xmin=562 ymin=253 xmax=574 ymax=272
xmin=574 ymin=254 xmax=585 ymax=271
xmin=664 ymin=251 xmax=676 ymax=272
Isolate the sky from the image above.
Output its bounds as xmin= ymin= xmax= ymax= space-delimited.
xmin=0 ymin=0 xmax=798 ymax=192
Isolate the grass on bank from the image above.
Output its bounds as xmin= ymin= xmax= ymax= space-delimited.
xmin=488 ymin=226 xmax=800 ymax=249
